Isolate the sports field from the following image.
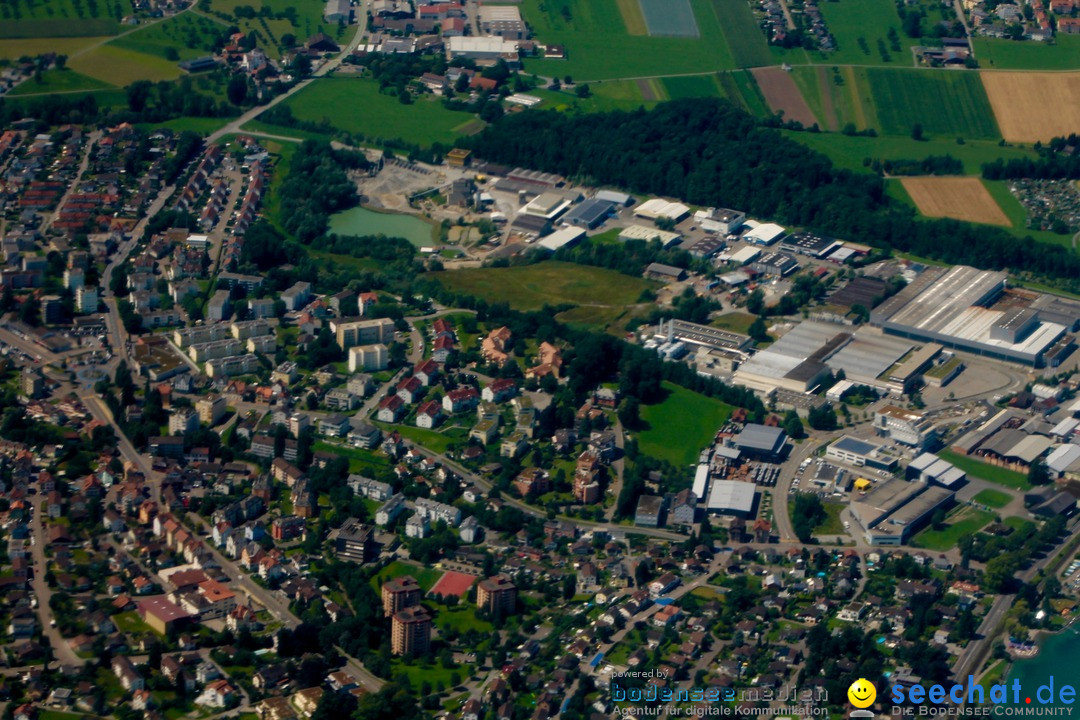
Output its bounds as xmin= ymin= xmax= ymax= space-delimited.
xmin=0 ymin=0 xmax=119 ymax=38
xmin=637 ymin=381 xmax=733 ymax=466
xmin=752 ymin=67 xmax=818 ymax=127
xmin=70 ymin=44 xmax=184 ymax=84
xmin=429 ymin=571 xmax=477 ymax=598
xmin=900 ymin=177 xmax=1010 ymax=226
xmin=865 ymin=69 xmax=999 ymax=140
xmin=282 ymin=77 xmax=480 ymax=146
xmin=434 ymin=261 xmax=658 ymax=330
xmin=982 ymin=71 xmax=1080 ymax=143
xmin=520 ymin=0 xmax=738 ymax=79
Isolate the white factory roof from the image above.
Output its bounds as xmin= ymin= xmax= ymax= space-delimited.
xmin=448 ymin=36 xmax=518 ymax=53
xmin=706 ymin=479 xmax=756 ymax=513
xmin=619 ymin=224 xmax=681 ymax=247
xmin=744 ymin=223 xmax=785 ymax=245
xmin=937 ymin=306 xmax=1065 ymax=356
xmin=825 ymin=331 xmax=914 ymax=385
xmin=1051 ymin=417 xmax=1079 ymax=438
xmin=1048 ymin=443 xmax=1080 ymax=474
xmin=595 ymin=190 xmax=632 ymax=205
xmin=538 ymin=226 xmax=585 ymax=251
xmin=727 ymin=246 xmax=761 ymax=265
xmin=505 ymin=93 xmax=543 ymax=107
xmin=634 ymin=198 xmax=690 ymax=220
xmin=692 ymin=463 xmax=710 ymax=500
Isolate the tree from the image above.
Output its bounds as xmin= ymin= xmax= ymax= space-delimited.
xmin=791 ymin=493 xmax=826 ymax=542
xmin=227 ymin=74 xmax=248 ymax=105
xmin=782 ymin=410 xmax=805 ymax=440
xmin=748 ymin=316 xmax=769 ymax=343
xmin=807 ymin=405 xmax=838 ymax=431
xmin=1028 ymin=457 xmax=1050 ymax=486
xmin=746 ymin=288 xmax=765 ymax=315
xmin=911 ymin=123 xmax=925 ymax=141
xmin=575 ymin=83 xmax=591 ymax=98
xmin=617 ymin=396 xmax=641 ymax=430
xmin=54 ymin=54 xmax=67 ymax=69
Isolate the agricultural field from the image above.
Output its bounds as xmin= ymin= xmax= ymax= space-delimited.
xmin=7 ymin=68 xmax=113 ymax=95
xmin=712 ymin=0 xmax=772 ymax=67
xmin=751 ymin=67 xmax=818 ymax=127
xmin=974 ymin=35 xmax=1080 ymax=71
xmin=637 ymin=381 xmax=734 ymax=466
xmin=900 ymin=177 xmax=1010 ymax=226
xmin=109 ymin=12 xmax=225 ymax=61
xmin=0 ymin=35 xmax=109 ymax=60
xmin=0 ymin=0 xmax=120 ymax=38
xmin=981 ymin=71 xmax=1080 ymax=143
xmin=722 ymin=69 xmax=771 ymax=116
xmin=529 ymin=79 xmax=662 ymax=112
xmin=865 ymin=68 xmax=999 ymax=140
xmin=816 ymin=0 xmax=918 ymax=66
xmin=433 ymin=261 xmax=658 ymax=331
xmin=781 ymin=130 xmax=1037 ymax=175
xmin=638 ymin=0 xmax=700 ymax=37
xmin=518 ymin=0 xmax=737 ymax=80
xmin=281 ymin=77 xmax=481 ymax=146
xmin=69 ymin=44 xmax=184 ymax=84
xmin=205 ymin=0 xmax=338 ymax=59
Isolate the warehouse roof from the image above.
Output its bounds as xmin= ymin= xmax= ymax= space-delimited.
xmin=706 ymin=480 xmax=756 ymax=513
xmin=562 ymin=198 xmax=615 ymax=225
xmin=734 ymin=424 xmax=786 ymax=454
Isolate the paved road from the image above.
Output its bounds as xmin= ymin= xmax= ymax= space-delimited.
xmin=29 ymin=501 xmax=85 ymax=667
xmin=42 ymin=131 xmax=100 ymax=233
xmin=205 ymin=6 xmax=371 ymax=145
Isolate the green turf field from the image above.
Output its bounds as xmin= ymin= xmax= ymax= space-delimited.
xmin=281 ymin=77 xmax=479 ymax=146
xmin=972 ymin=488 xmax=1013 ymax=509
xmin=0 ymin=0 xmax=119 ymax=38
xmin=913 ymin=506 xmax=995 ymax=551
xmin=937 ymin=450 xmax=1032 ymax=490
xmin=662 ymin=74 xmax=720 ymax=99
xmin=782 ymin=130 xmax=1037 ymax=175
xmin=817 ymin=0 xmax=917 ymax=66
xmin=864 ymin=68 xmax=999 ymax=140
xmin=637 ymin=381 xmax=733 ymax=465
xmin=433 ymin=261 xmax=658 ymax=331
xmin=69 ymin=43 xmax=184 ymax=84
xmin=519 ymin=0 xmax=738 ymax=80
xmin=110 ymin=12 xmax=224 ymax=61
xmin=528 ymin=80 xmax=659 ymax=112
xmin=7 ymin=68 xmax=114 ymax=94
xmin=711 ymin=0 xmax=772 ymax=67
xmin=974 ymin=35 xmax=1080 ymax=71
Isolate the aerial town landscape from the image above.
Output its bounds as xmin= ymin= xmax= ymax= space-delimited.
xmin=0 ymin=0 xmax=1079 ymax=718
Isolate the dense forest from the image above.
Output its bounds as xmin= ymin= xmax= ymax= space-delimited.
xmin=460 ymin=99 xmax=1080 ymax=290
xmin=983 ymin=135 xmax=1080 ymax=180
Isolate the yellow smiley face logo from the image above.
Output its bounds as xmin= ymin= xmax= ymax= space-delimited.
xmin=848 ymin=678 xmax=876 ymax=709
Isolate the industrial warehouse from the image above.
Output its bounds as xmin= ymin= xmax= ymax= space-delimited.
xmin=848 ymin=477 xmax=955 ymax=545
xmin=870 ymin=265 xmax=1079 ymax=367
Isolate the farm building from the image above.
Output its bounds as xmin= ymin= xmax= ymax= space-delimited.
xmin=324 ymin=0 xmax=352 ymax=22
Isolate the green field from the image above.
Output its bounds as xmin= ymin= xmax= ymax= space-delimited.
xmin=313 ymin=440 xmax=393 ymax=475
xmin=110 ymin=12 xmax=225 ymax=61
xmin=0 ymin=35 xmax=110 ymax=59
xmin=208 ymin=0 xmax=335 ymax=58
xmin=972 ymin=488 xmax=1013 ymax=509
xmin=864 ymin=68 xmax=999 ymax=140
xmin=937 ymin=450 xmax=1032 ymax=490
xmin=816 ymin=0 xmax=917 ymax=66
xmin=974 ymin=36 xmax=1080 ymax=71
xmin=8 ymin=68 xmax=114 ymax=94
xmin=373 ymin=424 xmax=465 ymax=455
xmin=0 ymin=0 xmax=119 ymax=38
xmin=637 ymin=381 xmax=734 ymax=465
xmin=140 ymin=116 xmax=232 ymax=134
xmin=70 ymin=43 xmax=184 ymax=84
xmin=434 ymin=261 xmax=658 ymax=330
xmin=782 ymin=130 xmax=1037 ymax=175
xmin=282 ymin=77 xmax=480 ymax=146
xmin=519 ymin=0 xmax=739 ymax=80
xmin=662 ymin=74 xmax=720 ymax=99
xmin=913 ymin=506 xmax=994 ymax=551
xmin=814 ymin=502 xmax=846 ymax=536
xmin=711 ymin=0 xmax=772 ymax=67
xmin=710 ymin=312 xmax=757 ymax=335
xmin=528 ymin=81 xmax=656 ymax=112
